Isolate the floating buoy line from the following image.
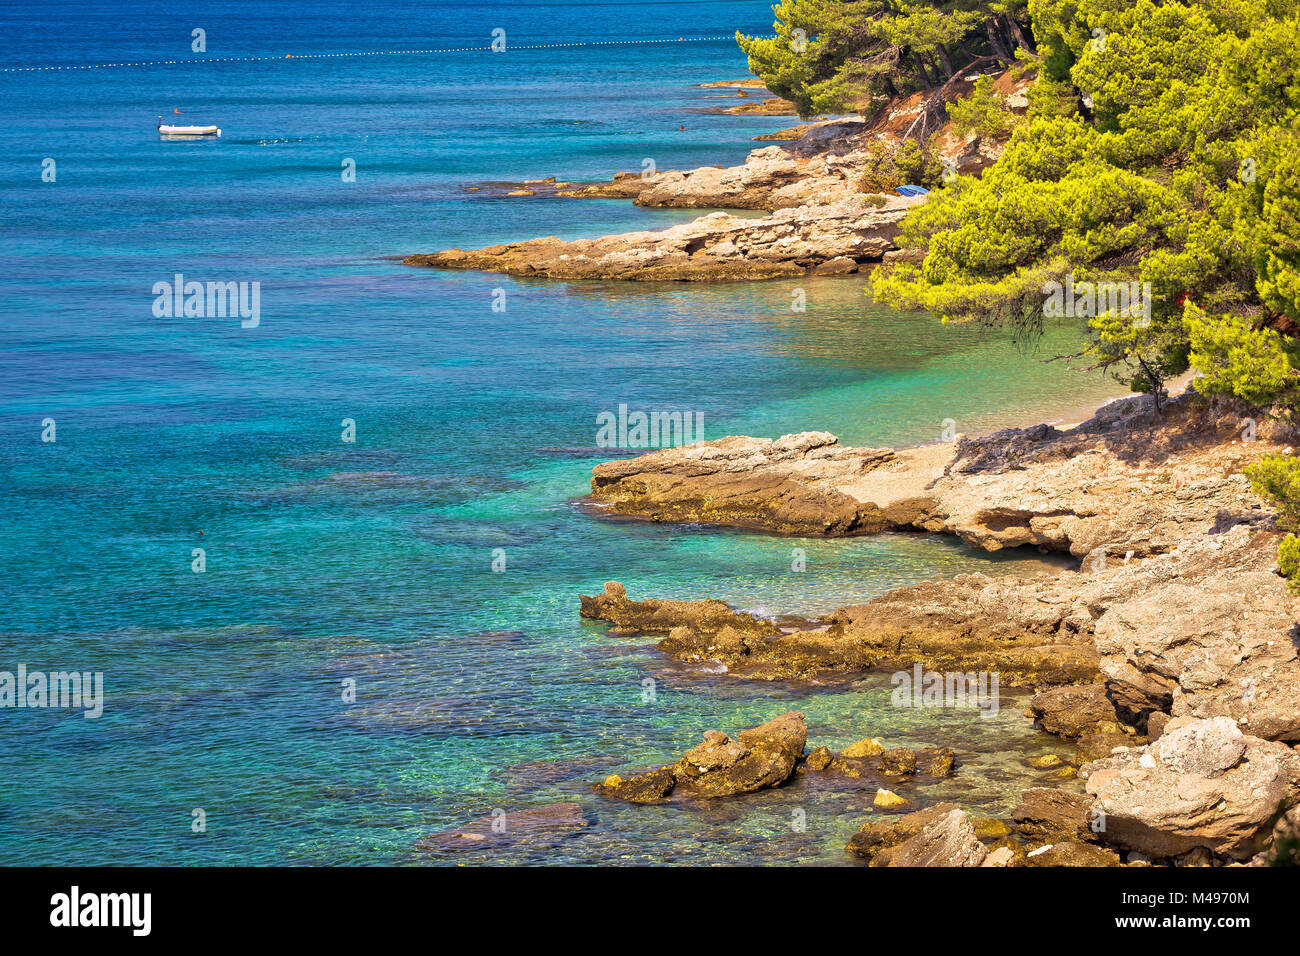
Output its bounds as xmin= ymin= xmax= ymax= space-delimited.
xmin=1 ymin=35 xmax=764 ymax=73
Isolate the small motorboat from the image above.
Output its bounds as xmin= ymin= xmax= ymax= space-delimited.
xmin=158 ymin=116 xmax=221 ymax=137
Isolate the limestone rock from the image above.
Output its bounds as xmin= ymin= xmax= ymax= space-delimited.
xmin=1076 ymin=731 xmax=1137 ymax=762
xmin=1011 ymin=788 xmax=1099 ymax=844
xmin=596 ymin=713 xmax=807 ymax=803
xmin=916 ymin=747 xmax=956 ymax=778
xmin=1082 ymin=717 xmax=1300 ymax=859
xmin=1022 ymin=841 xmax=1122 ymax=867
xmin=981 ymin=846 xmax=1016 ymax=867
xmin=579 ymin=581 xmax=783 ymax=637
xmin=874 ymin=788 xmax=909 ymax=809
xmin=586 ymin=392 xmax=1285 ymax=558
xmin=885 ymin=808 xmax=988 ymax=867
xmin=594 ymin=767 xmax=676 ymax=804
xmin=1030 ymin=684 xmax=1125 ymax=738
xmin=582 ymin=397 xmax=1300 ymax=722
xmin=845 ymin=803 xmax=961 ymax=861
xmin=406 ymin=197 xmax=921 ymax=282
xmin=841 ymin=737 xmax=884 ymax=758
xmin=877 ymin=748 xmax=918 ymax=776
xmin=588 ymin=431 xmax=948 ymax=536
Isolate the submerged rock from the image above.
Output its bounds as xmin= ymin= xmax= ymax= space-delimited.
xmin=874 ymin=788 xmax=909 ymax=809
xmin=1093 ymin=531 xmax=1300 ymax=742
xmin=417 ymin=802 xmax=588 ymax=854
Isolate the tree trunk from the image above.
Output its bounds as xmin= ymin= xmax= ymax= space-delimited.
xmin=1003 ymin=14 xmax=1033 ymax=53
xmin=1136 ymin=355 xmax=1165 ymax=416
xmin=985 ymin=18 xmax=1011 ymax=63
xmin=936 ymin=44 xmax=956 ymax=78
xmin=911 ymin=51 xmax=935 ymax=87
xmin=901 ymin=55 xmax=1001 ymax=142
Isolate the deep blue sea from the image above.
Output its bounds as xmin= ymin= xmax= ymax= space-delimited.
xmin=0 ymin=0 xmax=1122 ymax=864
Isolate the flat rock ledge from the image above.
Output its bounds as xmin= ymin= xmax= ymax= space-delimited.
xmin=404 ymin=197 xmax=921 ymax=282
xmin=581 ymin=577 xmax=1100 ymax=686
xmin=588 ymin=392 xmax=1288 ymax=557
xmin=583 ymin=519 xmax=1300 ymax=725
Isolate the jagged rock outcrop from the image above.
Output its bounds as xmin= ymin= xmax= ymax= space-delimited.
xmin=586 ymin=535 xmax=1300 ymax=738
xmin=806 ymin=744 xmax=955 ymax=781
xmin=578 ymin=580 xmax=786 ymax=637
xmin=1011 ymin=788 xmax=1099 ymax=844
xmin=595 ymin=712 xmax=807 ymax=802
xmin=1081 ymin=717 xmax=1300 ymax=860
xmin=583 ymin=527 xmax=1300 ymax=723
xmin=883 ymin=808 xmax=988 ymax=867
xmin=1029 ymin=684 xmax=1128 ymax=738
xmin=404 ymin=197 xmax=921 ymax=282
xmin=1093 ymin=530 xmax=1300 ymax=742
xmin=846 ymin=802 xmax=962 ymax=862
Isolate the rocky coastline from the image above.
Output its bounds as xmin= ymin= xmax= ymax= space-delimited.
xmin=576 ymin=391 xmax=1300 ymax=866
xmin=404 ymin=74 xmax=1024 ymax=281
xmin=404 ymin=195 xmax=921 ymax=281
xmin=406 ymin=71 xmax=1300 ymax=867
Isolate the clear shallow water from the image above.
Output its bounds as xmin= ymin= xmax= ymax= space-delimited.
xmin=0 ymin=0 xmax=1112 ymax=865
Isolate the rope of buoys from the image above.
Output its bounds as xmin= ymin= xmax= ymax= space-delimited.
xmin=1 ymin=35 xmax=765 ymax=73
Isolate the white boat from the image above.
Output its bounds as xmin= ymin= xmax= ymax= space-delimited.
xmin=158 ymin=122 xmax=221 ymax=137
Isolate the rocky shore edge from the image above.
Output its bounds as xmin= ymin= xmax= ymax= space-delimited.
xmin=570 ymin=390 xmax=1300 ymax=866
xmin=401 ymin=69 xmax=1299 ymax=865
xmin=403 ymin=73 xmax=1027 ymax=281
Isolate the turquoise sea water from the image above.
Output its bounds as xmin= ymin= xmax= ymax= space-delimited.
xmin=0 ymin=1 xmax=1120 ymax=865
